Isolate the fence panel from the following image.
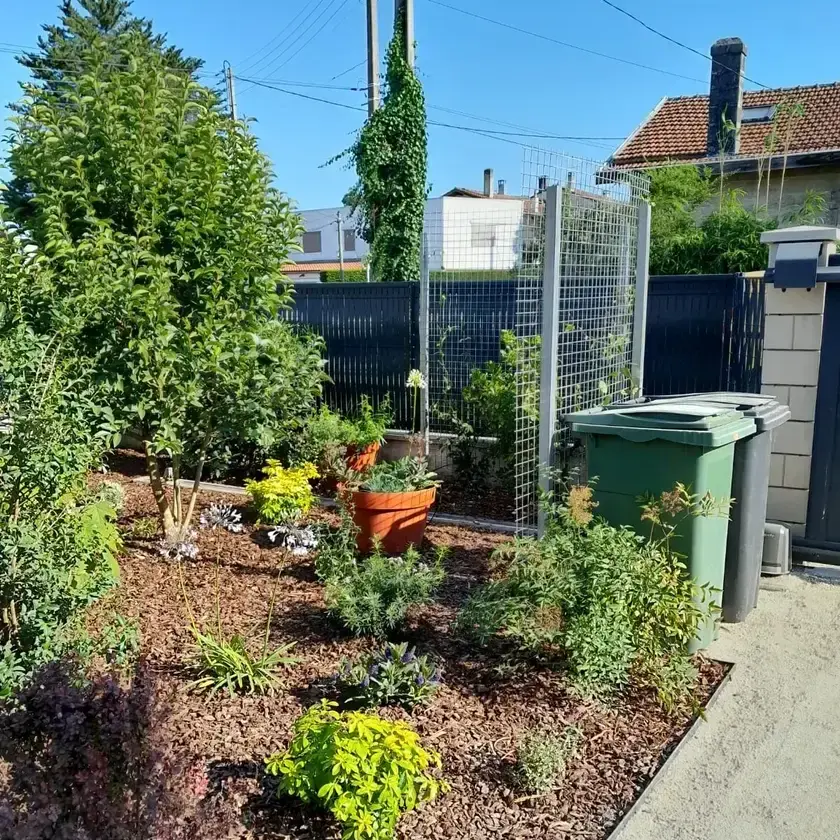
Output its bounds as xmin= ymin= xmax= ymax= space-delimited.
xmin=644 ymin=273 xmax=764 ymax=396
xmin=282 ymin=282 xmax=419 ymax=428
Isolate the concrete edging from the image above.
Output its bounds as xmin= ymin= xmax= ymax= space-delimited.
xmin=606 ymin=661 xmax=736 ymax=840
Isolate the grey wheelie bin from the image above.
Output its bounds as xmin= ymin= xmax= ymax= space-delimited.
xmin=657 ymin=393 xmax=790 ymax=622
xmin=569 ymin=403 xmax=756 ymax=651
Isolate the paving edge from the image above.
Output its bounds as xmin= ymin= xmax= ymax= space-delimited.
xmin=606 ymin=660 xmax=736 ymax=840
xmin=130 ymin=476 xmax=533 ymax=536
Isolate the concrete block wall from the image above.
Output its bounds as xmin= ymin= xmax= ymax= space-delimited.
xmin=761 ymin=284 xmax=826 ymax=536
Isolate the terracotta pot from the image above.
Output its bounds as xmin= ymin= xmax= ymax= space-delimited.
xmin=321 ymin=442 xmax=381 ymax=495
xmin=350 ymin=486 xmax=437 ymax=554
xmin=346 ymin=441 xmax=380 ymax=473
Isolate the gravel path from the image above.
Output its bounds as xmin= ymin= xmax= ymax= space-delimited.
xmin=617 ymin=569 xmax=840 ymax=840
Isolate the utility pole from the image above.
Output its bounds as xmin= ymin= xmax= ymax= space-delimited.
xmin=394 ymin=0 xmax=415 ymax=67
xmin=366 ymin=0 xmax=380 ymax=116
xmin=223 ymin=61 xmax=237 ymax=120
xmin=337 ymin=211 xmax=345 ymax=282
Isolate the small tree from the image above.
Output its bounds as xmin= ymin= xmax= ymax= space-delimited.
xmin=343 ymin=12 xmax=427 ymax=282
xmin=5 ymin=7 xmax=323 ymax=539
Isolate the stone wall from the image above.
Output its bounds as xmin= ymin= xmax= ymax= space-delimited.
xmin=760 ymin=283 xmax=826 ymax=535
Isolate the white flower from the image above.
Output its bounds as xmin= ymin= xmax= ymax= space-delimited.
xmin=268 ymin=525 xmax=319 ymax=556
xmin=158 ymin=529 xmax=199 ymax=561
xmin=200 ymin=502 xmax=243 ymax=533
xmin=406 ymin=369 xmax=427 ymax=390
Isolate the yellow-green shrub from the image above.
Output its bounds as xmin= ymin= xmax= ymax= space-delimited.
xmin=266 ymin=700 xmax=447 ymax=840
xmin=245 ymin=461 xmax=318 ymax=523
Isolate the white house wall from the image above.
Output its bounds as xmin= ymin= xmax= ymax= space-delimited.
xmin=300 ymin=197 xmax=526 ymax=274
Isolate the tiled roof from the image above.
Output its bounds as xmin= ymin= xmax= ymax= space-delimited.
xmin=611 ymin=83 xmax=840 ymax=167
xmin=281 ymin=260 xmax=364 ymax=273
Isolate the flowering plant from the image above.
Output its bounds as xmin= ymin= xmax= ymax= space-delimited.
xmin=245 ymin=461 xmax=318 ymax=524
xmin=337 ymin=642 xmax=441 ymax=709
xmin=268 ymin=524 xmax=319 ymax=557
xmin=199 ymin=502 xmax=243 ymax=533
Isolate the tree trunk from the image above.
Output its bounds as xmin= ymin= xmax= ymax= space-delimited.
xmin=183 ymin=426 xmax=213 ymax=530
xmin=144 ymin=441 xmax=176 ymax=536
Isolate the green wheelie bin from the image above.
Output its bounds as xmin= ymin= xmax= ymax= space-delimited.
xmin=568 ymin=403 xmax=756 ymax=651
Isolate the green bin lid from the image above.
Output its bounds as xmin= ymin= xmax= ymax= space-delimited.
xmin=569 ymin=402 xmax=756 ymax=447
xmin=647 ymin=392 xmax=791 ymax=432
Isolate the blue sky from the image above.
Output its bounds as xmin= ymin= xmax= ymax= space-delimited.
xmin=3 ymin=0 xmax=839 ymax=210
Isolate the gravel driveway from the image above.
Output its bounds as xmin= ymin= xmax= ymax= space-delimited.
xmin=617 ymin=569 xmax=840 ymax=840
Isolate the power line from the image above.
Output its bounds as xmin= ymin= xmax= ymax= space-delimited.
xmin=423 ymin=0 xmax=706 ymax=85
xmin=0 ymin=42 xmax=217 ymax=77
xmin=235 ymin=1 xmax=317 ymax=73
xmin=261 ymin=0 xmax=357 ymax=80
xmin=240 ymin=0 xmax=334 ymax=77
xmin=330 ymin=58 xmax=367 ymax=81
xmin=237 ymin=77 xmax=621 ymax=150
xmin=597 ymin=0 xmax=771 ymax=90
xmin=243 ymin=0 xmax=350 ymax=84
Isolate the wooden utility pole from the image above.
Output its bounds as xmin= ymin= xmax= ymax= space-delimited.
xmin=366 ymin=0 xmax=380 ymax=116
xmin=223 ymin=61 xmax=237 ymax=119
xmin=337 ymin=211 xmax=345 ymax=282
xmin=394 ymin=0 xmax=415 ymax=67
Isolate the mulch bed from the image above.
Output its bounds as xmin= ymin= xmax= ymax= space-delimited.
xmin=5 ymin=473 xmax=727 ymax=840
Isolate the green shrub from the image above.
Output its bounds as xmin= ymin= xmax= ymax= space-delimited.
xmin=293 ymin=397 xmax=392 ymax=476
xmin=98 ymin=614 xmax=141 ymax=669
xmin=514 ymin=726 xmax=581 ymax=794
xmin=99 ymin=481 xmax=126 ymax=515
xmin=314 ymin=509 xmax=360 ymax=582
xmin=0 ymin=327 xmax=121 ymax=696
xmin=245 ymin=461 xmax=319 ymax=524
xmin=337 ymin=642 xmax=441 ymax=708
xmin=325 ymin=544 xmax=446 ymax=637
xmin=188 ymin=629 xmax=297 ymax=697
xmin=355 ymin=457 xmax=438 ymax=493
xmin=266 ymin=700 xmax=447 ymax=840
xmin=457 ymin=482 xmax=721 ymax=707
xmin=321 ymin=269 xmax=368 ymax=283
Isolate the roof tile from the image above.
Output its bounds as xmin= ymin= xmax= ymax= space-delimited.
xmin=612 ymin=83 xmax=840 ymax=167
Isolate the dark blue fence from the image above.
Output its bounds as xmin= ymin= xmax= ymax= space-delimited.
xmin=283 ymin=273 xmax=765 ymax=426
xmin=644 ymin=273 xmax=765 ymax=396
xmin=282 ymin=282 xmax=419 ymax=427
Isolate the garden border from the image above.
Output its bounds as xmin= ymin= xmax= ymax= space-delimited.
xmin=606 ymin=660 xmax=735 ymax=840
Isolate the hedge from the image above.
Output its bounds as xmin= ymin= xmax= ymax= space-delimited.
xmin=321 ymin=269 xmax=368 ymax=283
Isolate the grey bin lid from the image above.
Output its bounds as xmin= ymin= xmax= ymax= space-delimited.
xmin=647 ymin=392 xmax=791 ymax=432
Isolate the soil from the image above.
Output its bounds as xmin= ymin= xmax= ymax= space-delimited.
xmin=4 ymin=472 xmax=727 ymax=840
xmin=432 ymin=481 xmax=516 ymax=523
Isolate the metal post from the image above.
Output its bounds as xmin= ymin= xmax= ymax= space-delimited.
xmin=394 ymin=0 xmax=415 ymax=67
xmin=537 ymin=185 xmax=563 ymax=536
xmin=223 ymin=62 xmax=237 ymax=120
xmin=366 ymin=0 xmax=380 ymax=115
xmin=630 ymin=201 xmax=651 ymax=395
xmin=419 ymin=233 xmax=430 ymax=456
xmin=337 ymin=210 xmax=345 ymax=282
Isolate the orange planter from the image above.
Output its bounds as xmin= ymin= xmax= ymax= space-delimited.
xmin=321 ymin=442 xmax=381 ymax=495
xmin=350 ymin=487 xmax=437 ymax=555
xmin=346 ymin=441 xmax=380 ymax=473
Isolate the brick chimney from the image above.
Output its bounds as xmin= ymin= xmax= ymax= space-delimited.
xmin=707 ymin=37 xmax=747 ymax=156
xmin=483 ymin=168 xmax=494 ymax=197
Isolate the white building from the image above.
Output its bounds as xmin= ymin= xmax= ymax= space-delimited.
xmin=284 ymin=169 xmax=531 ymax=281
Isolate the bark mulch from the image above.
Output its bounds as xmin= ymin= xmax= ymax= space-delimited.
xmin=7 ymin=474 xmax=727 ymax=840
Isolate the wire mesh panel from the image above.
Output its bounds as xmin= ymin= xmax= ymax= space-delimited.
xmin=515 ymin=148 xmax=650 ymax=530
xmin=424 ymin=200 xmax=522 ymax=433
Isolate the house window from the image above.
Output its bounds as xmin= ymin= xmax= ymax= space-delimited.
xmin=742 ymin=105 xmax=775 ymax=123
xmin=471 ymin=222 xmax=498 ymax=248
xmin=301 ymin=231 xmax=322 ymax=253
xmin=343 ymin=228 xmax=356 ymax=252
